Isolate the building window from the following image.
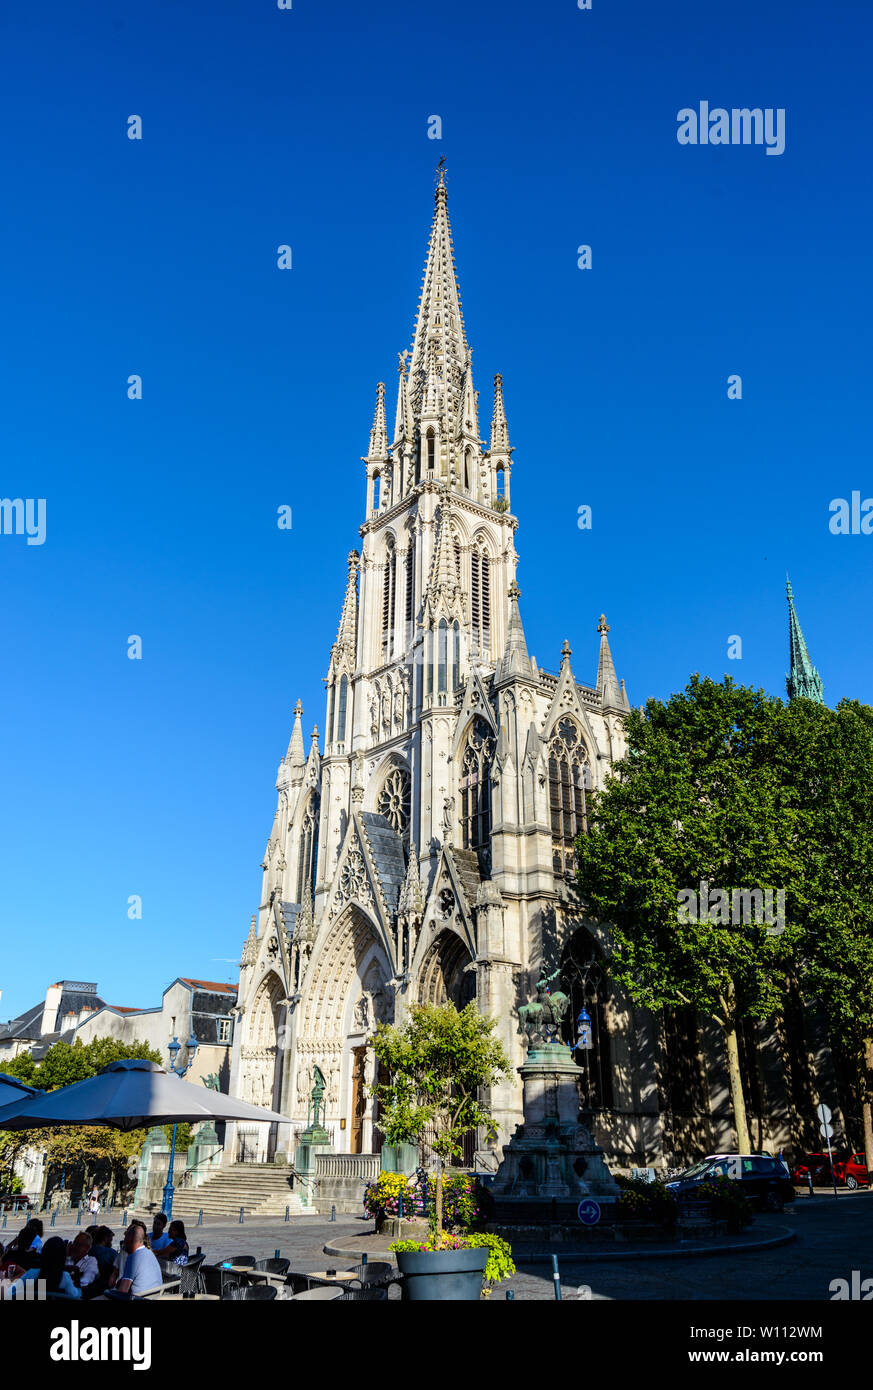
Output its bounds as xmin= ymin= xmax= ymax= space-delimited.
xmin=470 ymin=545 xmax=491 ymax=658
xmin=426 ymin=430 xmax=435 ymax=473
xmin=337 ymin=675 xmax=349 ymax=747
xmin=296 ymin=797 xmax=319 ymax=901
xmin=381 ymin=544 xmax=396 ymax=662
xmin=327 ymin=683 xmax=336 ymax=745
xmin=548 ymin=718 xmax=590 ymax=875
xmin=452 ymin=620 xmax=461 ymax=691
xmin=438 ymin=619 xmax=448 ymax=695
xmin=405 ymin=543 xmax=414 ymax=628
xmin=460 ymin=718 xmax=494 ymax=858
xmin=377 ymin=766 xmax=411 ymax=840
xmin=219 ymin=1018 xmax=231 ymax=1044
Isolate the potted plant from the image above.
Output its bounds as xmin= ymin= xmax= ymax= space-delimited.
xmin=369 ymin=1001 xmax=510 ymax=1301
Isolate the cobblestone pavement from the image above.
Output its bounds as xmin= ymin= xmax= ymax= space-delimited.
xmin=3 ymin=1191 xmax=869 ymax=1301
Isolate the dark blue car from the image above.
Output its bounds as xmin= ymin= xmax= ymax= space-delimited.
xmin=665 ymin=1153 xmax=795 ymax=1211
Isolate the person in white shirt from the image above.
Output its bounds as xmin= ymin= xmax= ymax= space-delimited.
xmin=66 ymin=1231 xmax=99 ymax=1291
xmin=107 ymin=1222 xmax=162 ymax=1299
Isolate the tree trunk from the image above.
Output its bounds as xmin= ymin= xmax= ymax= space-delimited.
xmin=723 ymin=1016 xmax=751 ymax=1153
xmin=862 ymin=1036 xmax=873 ymax=1188
xmin=107 ymin=1168 xmax=117 ymax=1208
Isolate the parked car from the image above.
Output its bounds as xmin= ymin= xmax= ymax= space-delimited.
xmin=834 ymin=1152 xmax=869 ymax=1190
xmin=0 ymin=1193 xmax=34 ymax=1212
xmin=792 ymin=1153 xmax=841 ymax=1186
xmin=665 ymin=1153 xmax=795 ymax=1211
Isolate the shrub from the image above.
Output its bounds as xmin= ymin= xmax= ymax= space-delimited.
xmin=615 ymin=1176 xmax=678 ymax=1224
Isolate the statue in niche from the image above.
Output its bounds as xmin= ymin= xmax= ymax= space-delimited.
xmin=442 ymin=796 xmax=455 ymax=842
xmin=393 ymin=682 xmax=403 ymax=728
xmin=370 ymin=695 xmax=379 ymax=739
xmin=353 ymin=995 xmax=370 ymax=1032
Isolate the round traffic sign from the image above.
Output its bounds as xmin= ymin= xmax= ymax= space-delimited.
xmin=820 ymin=1122 xmax=834 ymax=1140
xmin=577 ymin=1199 xmax=601 ymax=1226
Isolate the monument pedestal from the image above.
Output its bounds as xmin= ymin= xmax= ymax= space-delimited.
xmin=492 ymin=1044 xmax=618 ymax=1206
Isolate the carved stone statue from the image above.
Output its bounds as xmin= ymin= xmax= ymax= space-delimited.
xmin=353 ymin=994 xmax=370 ymax=1031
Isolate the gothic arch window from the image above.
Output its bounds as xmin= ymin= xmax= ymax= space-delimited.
xmin=336 ymin=675 xmax=349 ymax=749
xmin=470 ymin=542 xmax=491 ymax=658
xmin=463 ymin=449 xmax=472 ymax=492
xmin=452 ymin=621 xmax=461 ymax=691
xmin=548 ymin=717 xmax=591 ymax=875
xmin=426 ymin=430 xmax=435 ymax=474
xmin=460 ymin=717 xmax=494 ymax=861
xmin=377 ymin=765 xmax=411 ymax=840
xmin=296 ymin=795 xmax=320 ymax=902
xmin=404 ymin=543 xmax=414 ymax=628
xmin=437 ymin=618 xmax=448 ymax=697
xmin=372 ymin=470 xmax=381 ymax=512
xmin=381 ymin=541 xmax=396 ymax=662
xmin=327 ymin=682 xmax=336 ymax=745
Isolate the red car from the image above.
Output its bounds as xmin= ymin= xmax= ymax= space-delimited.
xmin=834 ymin=1152 xmax=869 ymax=1190
xmin=792 ymin=1153 xmax=841 ymax=1186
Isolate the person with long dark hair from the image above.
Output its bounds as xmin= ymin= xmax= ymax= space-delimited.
xmin=0 ymin=1219 xmax=44 ymax=1279
xmin=11 ymin=1235 xmax=81 ymax=1299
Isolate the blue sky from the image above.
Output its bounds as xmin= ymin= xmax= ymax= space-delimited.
xmin=1 ymin=0 xmax=869 ymax=1019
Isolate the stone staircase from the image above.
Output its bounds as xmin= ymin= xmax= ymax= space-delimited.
xmin=137 ymin=1165 xmax=313 ymax=1220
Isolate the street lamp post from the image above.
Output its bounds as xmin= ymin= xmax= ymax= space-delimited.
xmin=162 ymin=1031 xmax=198 ymax=1219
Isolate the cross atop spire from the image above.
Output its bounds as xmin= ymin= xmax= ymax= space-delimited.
xmin=786 ymin=577 xmax=824 ymax=703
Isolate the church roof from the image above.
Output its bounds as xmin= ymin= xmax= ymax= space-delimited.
xmin=360 ymin=812 xmax=407 ymax=913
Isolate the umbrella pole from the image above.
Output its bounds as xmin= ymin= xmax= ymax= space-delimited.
xmin=162 ymin=1124 xmax=178 ymax=1220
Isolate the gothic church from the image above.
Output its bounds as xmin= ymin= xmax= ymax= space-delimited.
xmin=227 ymin=174 xmax=829 ymax=1172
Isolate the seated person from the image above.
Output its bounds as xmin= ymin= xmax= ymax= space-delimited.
xmin=106 ymin=1222 xmax=162 ymax=1299
xmin=11 ymin=1235 xmax=80 ymax=1300
xmin=158 ymin=1220 xmax=189 ymax=1265
xmin=150 ymin=1212 xmax=171 ymax=1252
xmin=66 ymin=1231 xmax=99 ymax=1291
xmin=0 ymin=1219 xmax=44 ymax=1278
xmin=88 ymin=1226 xmax=116 ymax=1275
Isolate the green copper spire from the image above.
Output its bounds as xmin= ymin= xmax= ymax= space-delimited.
xmin=786 ymin=577 xmax=824 ymax=703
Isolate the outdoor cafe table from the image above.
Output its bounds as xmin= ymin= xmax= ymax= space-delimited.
xmin=304 ymin=1270 xmax=357 ymax=1286
xmin=224 ymin=1265 xmax=286 ymax=1287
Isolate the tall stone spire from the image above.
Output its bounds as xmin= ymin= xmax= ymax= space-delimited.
xmin=596 ymin=614 xmax=624 ymax=709
xmin=367 ymin=381 xmax=388 ymax=460
xmin=333 ymin=551 xmax=359 ymax=659
xmin=393 ymin=354 xmax=413 ymax=447
xmin=786 ymin=577 xmax=824 ymax=703
xmin=285 ymin=699 xmax=305 ymax=769
xmin=495 ymin=580 xmax=532 ymax=683
xmin=407 ymin=168 xmax=468 ymax=433
xmin=490 ymin=372 xmax=510 ymax=452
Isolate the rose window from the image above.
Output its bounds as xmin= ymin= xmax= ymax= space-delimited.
xmin=378 ymin=768 xmax=411 ymax=838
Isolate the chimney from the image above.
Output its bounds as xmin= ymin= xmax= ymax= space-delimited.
xmin=42 ymin=983 xmax=63 ymax=1036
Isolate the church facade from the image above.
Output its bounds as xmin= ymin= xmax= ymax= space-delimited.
xmin=226 ymin=176 xmax=836 ymax=1173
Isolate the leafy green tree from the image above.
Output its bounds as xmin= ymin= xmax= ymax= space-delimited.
xmin=369 ymin=1002 xmax=510 ymax=1232
xmin=2 ymin=1037 xmax=162 ymax=1200
xmin=574 ymin=675 xmax=803 ymax=1153
xmin=781 ymin=697 xmax=873 ymax=1176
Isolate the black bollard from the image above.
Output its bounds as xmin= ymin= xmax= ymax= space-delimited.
xmin=198 ymin=1209 xmax=203 ymax=1225
xmin=551 ymin=1254 xmax=562 ymax=1301
xmin=808 ymin=1174 xmax=814 ymax=1197
xmin=330 ymin=1205 xmax=336 ymax=1222
xmin=239 ymin=1206 xmax=244 ymax=1224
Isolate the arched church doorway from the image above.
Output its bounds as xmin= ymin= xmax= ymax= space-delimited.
xmin=560 ymin=931 xmax=614 ymax=1110
xmin=298 ymin=904 xmax=395 ymax=1155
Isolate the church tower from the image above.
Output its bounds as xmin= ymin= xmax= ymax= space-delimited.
xmin=229 ymin=173 xmax=644 ymax=1171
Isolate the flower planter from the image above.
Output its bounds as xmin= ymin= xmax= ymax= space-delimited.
xmin=395 ymin=1246 xmax=489 ymax=1301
